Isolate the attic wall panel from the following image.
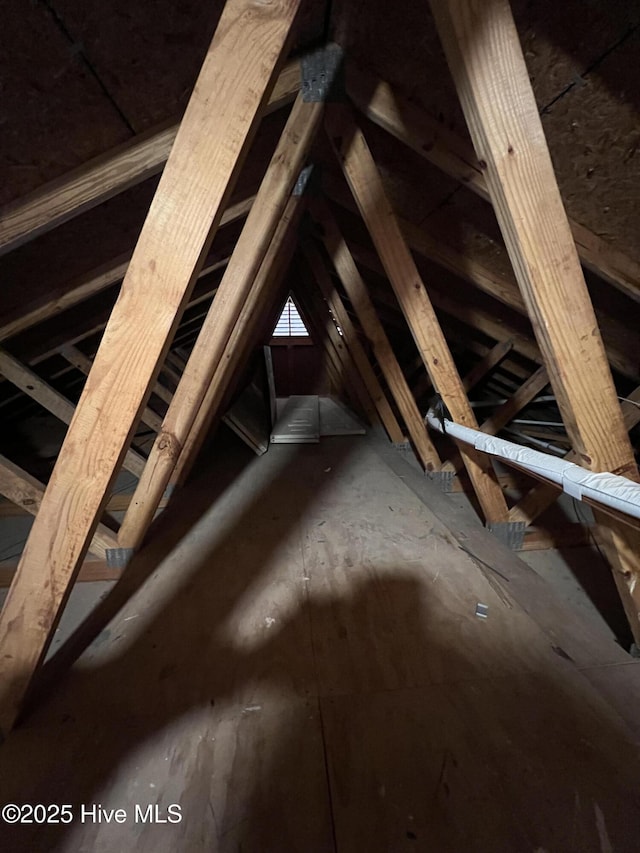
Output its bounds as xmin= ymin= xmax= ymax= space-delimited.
xmin=0 ymin=0 xmax=131 ymax=205
xmin=539 ymin=30 xmax=640 ymax=260
xmin=49 ymin=0 xmax=324 ymax=134
xmin=331 ymin=0 xmax=640 ymax=260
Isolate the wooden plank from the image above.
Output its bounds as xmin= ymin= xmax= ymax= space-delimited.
xmin=346 ymin=58 xmax=640 ymax=305
xmin=429 ymin=0 xmax=640 ymax=642
xmin=413 ymin=336 xmax=514 ymax=401
xmin=309 ymin=201 xmax=441 ymax=471
xmin=479 ymin=366 xmax=550 ymax=436
xmin=116 ymin=94 xmax=322 ymax=551
xmin=0 ymin=61 xmax=299 ymax=257
xmin=302 ymin=242 xmax=406 ymax=445
xmin=0 ymin=0 xmax=302 ymax=738
xmin=59 ymin=344 xmax=163 ymax=433
xmin=325 ymin=104 xmax=508 ymax=523
xmin=170 ymin=198 xmax=303 ymax=489
xmin=461 ymin=338 xmax=514 ymax=391
xmin=0 ymin=346 xmax=147 ymax=478
xmin=0 ymin=455 xmax=117 ymax=559
xmin=0 ymin=559 xmax=122 ymax=588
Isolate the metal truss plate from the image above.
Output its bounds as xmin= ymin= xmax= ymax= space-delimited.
xmin=105 ymin=547 xmax=135 ymax=569
xmin=487 ymin=521 xmax=526 ymax=550
xmin=427 ymin=470 xmax=456 ymax=493
xmin=301 ymin=43 xmax=345 ymax=103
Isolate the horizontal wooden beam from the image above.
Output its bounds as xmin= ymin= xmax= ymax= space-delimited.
xmin=0 ymin=62 xmax=299 ymax=257
xmin=0 ymin=559 xmax=122 ymax=589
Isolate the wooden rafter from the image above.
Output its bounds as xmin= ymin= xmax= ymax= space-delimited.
xmin=0 ymin=0 xmax=302 ymax=737
xmin=171 ymin=195 xmax=304 ymax=489
xmin=116 ymin=93 xmax=323 ymax=551
xmin=325 ymin=103 xmax=509 ymax=524
xmin=302 ymin=241 xmax=406 ymax=445
xmin=429 ymin=0 xmax=640 ymax=642
xmin=59 ymin=344 xmax=164 ymax=433
xmin=309 ymin=200 xmax=441 ymax=471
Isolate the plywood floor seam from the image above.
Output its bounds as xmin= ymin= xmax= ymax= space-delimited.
xmin=1 ymin=434 xmax=640 ymax=851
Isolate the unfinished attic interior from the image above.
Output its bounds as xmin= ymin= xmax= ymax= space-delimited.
xmin=1 ymin=0 xmax=640 ymax=847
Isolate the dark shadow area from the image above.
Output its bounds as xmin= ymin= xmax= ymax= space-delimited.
xmin=0 ymin=435 xmax=639 ymax=851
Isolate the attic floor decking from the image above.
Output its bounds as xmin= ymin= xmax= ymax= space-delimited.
xmin=1 ymin=433 xmax=640 ymax=851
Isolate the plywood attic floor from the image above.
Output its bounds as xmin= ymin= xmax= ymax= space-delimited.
xmin=1 ymin=431 xmax=640 ymax=852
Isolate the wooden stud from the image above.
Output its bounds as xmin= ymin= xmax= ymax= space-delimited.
xmin=325 ymin=104 xmax=508 ymax=523
xmin=60 ymin=345 xmax=164 ymax=433
xmin=0 ymin=0 xmax=302 ymax=737
xmin=478 ymin=367 xmax=550 ymax=436
xmin=303 ymin=241 xmax=406 ymax=445
xmin=0 ymin=455 xmax=117 ymax=559
xmin=116 ymin=95 xmax=322 ymax=550
xmin=429 ymin=0 xmax=640 ymax=641
xmin=309 ymin=201 xmax=441 ymax=471
xmin=0 ymin=347 xmax=147 ymax=478
xmin=171 ymin=196 xmax=304 ymax=489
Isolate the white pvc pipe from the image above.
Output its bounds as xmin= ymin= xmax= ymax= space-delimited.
xmin=426 ymin=409 xmax=640 ymax=522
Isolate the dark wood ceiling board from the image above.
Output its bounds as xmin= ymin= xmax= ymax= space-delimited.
xmin=0 ymin=0 xmax=131 ymax=206
xmin=540 ymin=30 xmax=640 ymax=261
xmin=51 ymin=0 xmax=226 ymax=134
xmin=49 ymin=0 xmax=324 ymax=135
xmin=511 ymin=0 xmax=639 ymax=111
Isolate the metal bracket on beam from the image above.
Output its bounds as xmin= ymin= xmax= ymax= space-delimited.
xmin=301 ymin=43 xmax=345 ymax=103
xmin=487 ymin=521 xmax=526 ymax=550
xmin=162 ymin=483 xmax=176 ymax=501
xmin=105 ymin=547 xmax=135 ymax=569
xmin=293 ymin=164 xmax=318 ymax=197
xmin=392 ymin=440 xmax=412 ymax=454
xmin=427 ymin=470 xmax=456 ymax=493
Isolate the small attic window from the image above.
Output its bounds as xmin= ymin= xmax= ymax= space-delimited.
xmin=271 ymin=296 xmax=310 ymax=341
